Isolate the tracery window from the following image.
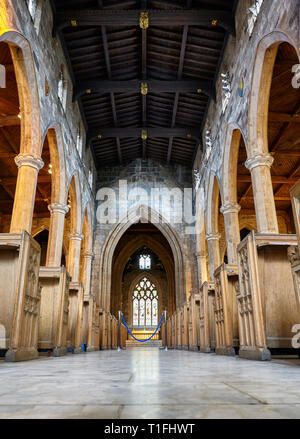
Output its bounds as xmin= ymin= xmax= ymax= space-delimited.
xmin=139 ymin=254 xmax=151 ymax=270
xmin=132 ymin=277 xmax=158 ymax=326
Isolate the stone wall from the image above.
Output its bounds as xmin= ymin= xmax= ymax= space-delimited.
xmin=92 ymin=158 xmax=198 ymax=310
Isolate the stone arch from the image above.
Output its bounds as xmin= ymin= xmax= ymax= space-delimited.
xmin=40 ymin=124 xmax=67 ymax=205
xmin=32 ymin=224 xmax=49 ymax=238
xmin=222 ymin=124 xmax=248 ymax=205
xmin=98 ymin=204 xmax=185 ymax=312
xmin=206 ymin=173 xmax=222 ymax=236
xmin=195 ymin=187 xmax=208 ymax=285
xmin=81 ymin=202 xmax=93 ymax=253
xmin=205 ymin=174 xmax=223 ymax=279
xmin=0 ymin=30 xmax=41 ymax=155
xmin=248 ymin=30 xmax=300 ymax=156
xmin=111 ymin=233 xmax=175 ymax=318
xmin=67 ymin=173 xmax=82 ymax=234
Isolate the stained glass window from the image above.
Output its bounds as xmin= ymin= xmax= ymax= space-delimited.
xmin=139 ymin=254 xmax=151 ymax=270
xmin=132 ymin=277 xmax=158 ymax=326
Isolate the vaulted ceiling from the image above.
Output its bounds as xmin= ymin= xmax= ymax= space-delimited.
xmin=52 ymin=0 xmax=236 ymax=169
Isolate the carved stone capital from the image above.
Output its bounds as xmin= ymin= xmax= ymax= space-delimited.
xmin=220 ymin=203 xmax=241 ymax=215
xmin=195 ymin=251 xmax=206 ymax=259
xmin=205 ymin=233 xmax=221 ymax=242
xmin=69 ymin=232 xmax=84 ymax=242
xmin=15 ymin=154 xmax=44 ymax=171
xmin=83 ymin=251 xmax=95 ymax=259
xmin=48 ymin=203 xmax=69 ymax=215
xmin=245 ymin=153 xmax=274 ymax=172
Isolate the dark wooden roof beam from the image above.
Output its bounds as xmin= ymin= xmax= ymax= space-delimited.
xmin=54 ymin=9 xmax=235 ymax=35
xmin=88 ymin=126 xmax=200 ymax=142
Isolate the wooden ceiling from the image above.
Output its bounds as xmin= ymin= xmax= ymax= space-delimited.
xmin=0 ymin=43 xmax=21 ymax=215
xmin=52 ymin=0 xmax=236 ymax=168
xmin=237 ymin=42 xmax=300 ymax=226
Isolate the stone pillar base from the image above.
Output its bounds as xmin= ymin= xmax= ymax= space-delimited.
xmin=239 ymin=346 xmax=271 ymax=361
xmin=200 ymin=347 xmax=213 ymax=353
xmin=53 ymin=347 xmax=67 ymax=357
xmin=215 ymin=346 xmax=235 ymax=357
xmin=101 ymin=347 xmax=108 ymax=350
xmin=73 ymin=347 xmax=82 ymax=354
xmin=5 ymin=348 xmax=38 ymax=362
xmin=86 ymin=346 xmax=96 ymax=352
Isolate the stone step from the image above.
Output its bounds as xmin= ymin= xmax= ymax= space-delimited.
xmin=126 ymin=340 xmax=163 ymax=348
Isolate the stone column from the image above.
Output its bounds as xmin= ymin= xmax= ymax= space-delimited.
xmin=82 ymin=251 xmax=94 ymax=300
xmin=245 ymin=153 xmax=278 ymax=234
xmin=195 ymin=251 xmax=208 ymax=286
xmin=220 ymin=203 xmax=241 ymax=265
xmin=46 ymin=203 xmax=69 ymax=267
xmin=68 ymin=232 xmax=84 ymax=282
xmin=206 ymin=233 xmax=221 ymax=281
xmin=10 ymin=154 xmax=44 ymax=234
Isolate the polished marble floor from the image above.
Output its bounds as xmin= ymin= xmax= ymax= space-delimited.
xmin=0 ymin=348 xmax=300 ymax=419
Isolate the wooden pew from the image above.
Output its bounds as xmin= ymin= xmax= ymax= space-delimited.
xmin=67 ymin=282 xmax=84 ymax=354
xmin=167 ymin=318 xmax=172 ymax=348
xmin=213 ymin=265 xmax=239 ymax=356
xmin=176 ymin=309 xmax=182 ymax=349
xmin=171 ymin=313 xmax=176 ymax=348
xmin=182 ymin=302 xmax=189 ymax=350
xmin=111 ymin=315 xmax=118 ymax=349
xmin=100 ymin=311 xmax=108 ymax=350
xmin=289 ymin=181 xmax=300 ymax=312
xmin=38 ymin=266 xmax=70 ymax=356
xmin=199 ymin=282 xmax=215 ymax=353
xmin=237 ymin=232 xmax=299 ymax=360
xmin=188 ymin=293 xmax=200 ymax=351
xmin=0 ymin=232 xmax=41 ymax=362
xmin=120 ymin=323 xmax=127 ymax=348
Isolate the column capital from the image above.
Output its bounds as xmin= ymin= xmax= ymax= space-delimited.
xmin=83 ymin=250 xmax=95 ymax=259
xmin=245 ymin=153 xmax=274 ymax=172
xmin=195 ymin=251 xmax=206 ymax=259
xmin=14 ymin=154 xmax=44 ymax=171
xmin=48 ymin=203 xmax=69 ymax=215
xmin=205 ymin=233 xmax=221 ymax=242
xmin=69 ymin=232 xmax=84 ymax=242
xmin=220 ymin=203 xmax=241 ymax=215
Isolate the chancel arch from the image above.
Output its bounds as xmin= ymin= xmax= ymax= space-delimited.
xmin=110 ymin=223 xmax=176 ymax=323
xmin=98 ymin=205 xmax=185 ymax=313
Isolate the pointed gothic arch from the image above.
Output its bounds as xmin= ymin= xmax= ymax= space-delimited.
xmin=98 ymin=204 xmax=185 ymax=312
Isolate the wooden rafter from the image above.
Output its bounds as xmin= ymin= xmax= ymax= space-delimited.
xmin=54 ymin=9 xmax=235 ymax=35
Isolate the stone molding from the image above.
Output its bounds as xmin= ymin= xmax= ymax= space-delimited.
xmin=69 ymin=232 xmax=84 ymax=242
xmin=205 ymin=233 xmax=221 ymax=242
xmin=15 ymin=154 xmax=44 ymax=171
xmin=220 ymin=203 xmax=241 ymax=215
xmin=195 ymin=251 xmax=207 ymax=259
xmin=245 ymin=153 xmax=274 ymax=172
xmin=83 ymin=251 xmax=95 ymax=259
xmin=48 ymin=203 xmax=69 ymax=215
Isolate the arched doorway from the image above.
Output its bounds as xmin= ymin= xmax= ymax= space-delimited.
xmin=110 ymin=222 xmax=175 ymax=320
xmin=98 ymin=205 xmax=185 ymax=313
